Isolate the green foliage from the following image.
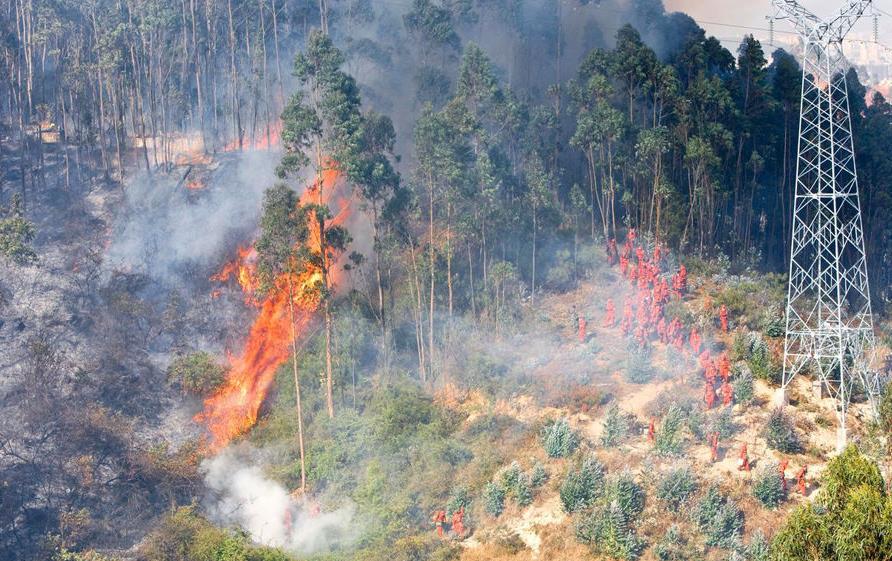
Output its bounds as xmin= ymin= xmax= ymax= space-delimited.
xmin=820 ymin=444 xmax=885 ymax=513
xmin=707 ymin=408 xmax=738 ymax=439
xmin=762 ymin=408 xmax=802 ymax=453
xmin=530 ymin=462 xmax=548 ymax=488
xmin=762 ymin=305 xmax=785 ymax=338
xmin=741 ymin=332 xmax=781 ymax=383
xmin=770 ymin=445 xmax=892 ymax=560
xmin=139 ymin=506 xmax=289 ymax=561
xmin=732 ymin=366 xmax=755 ymax=405
xmin=770 ymin=503 xmax=834 ymax=561
xmin=743 ymin=530 xmax=771 ymax=561
xmin=654 ymin=405 xmax=686 ymax=456
xmin=0 ymin=195 xmax=36 ymax=265
xmin=560 ymin=455 xmax=606 ymax=513
xmin=499 ymin=461 xmax=534 ymax=507
xmin=653 ymin=525 xmax=691 ymax=561
xmin=541 ymin=418 xmax=579 ymax=458
xmin=625 ymin=347 xmax=654 ymax=384
xmin=54 ymin=550 xmax=114 ymax=561
xmin=605 ymin=471 xmax=645 ymax=522
xmin=575 ymin=502 xmax=647 ymax=561
xmin=446 ymin=487 xmax=470 ymax=516
xmin=600 ymin=404 xmax=631 ymax=447
xmin=691 ymin=485 xmax=744 ymax=549
xmin=573 ymin=457 xmax=646 ymax=560
xmin=751 ymin=462 xmax=785 ymax=509
xmin=483 ymin=482 xmax=505 ymax=517
xmin=166 ymin=352 xmax=225 ymax=396
xmin=370 ymin=386 xmax=442 ymax=451
xmin=656 ymin=465 xmax=698 ymax=509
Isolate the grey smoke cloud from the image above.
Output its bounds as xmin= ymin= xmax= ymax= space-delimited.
xmin=105 ymin=150 xmax=281 ymax=283
xmin=202 ymin=448 xmax=356 ymax=554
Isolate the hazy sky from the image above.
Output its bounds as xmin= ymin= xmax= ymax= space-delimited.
xmin=664 ymin=0 xmax=892 ymax=50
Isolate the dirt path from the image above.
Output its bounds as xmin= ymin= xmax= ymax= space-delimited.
xmin=505 ymin=495 xmax=566 ymax=556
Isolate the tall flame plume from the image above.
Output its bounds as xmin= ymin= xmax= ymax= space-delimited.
xmin=198 ymin=167 xmax=348 ymax=450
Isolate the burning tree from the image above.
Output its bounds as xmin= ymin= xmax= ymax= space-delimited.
xmin=276 ymin=30 xmax=365 ymax=419
xmin=197 ymin=168 xmax=349 ymax=452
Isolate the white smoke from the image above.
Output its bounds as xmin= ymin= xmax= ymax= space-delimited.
xmin=105 ymin=150 xmax=280 ymax=283
xmin=202 ymin=449 xmax=356 ymax=554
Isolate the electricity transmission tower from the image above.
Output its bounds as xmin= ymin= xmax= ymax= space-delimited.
xmin=771 ymin=0 xmax=883 ymax=448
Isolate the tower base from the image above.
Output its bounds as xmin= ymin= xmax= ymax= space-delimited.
xmin=836 ymin=426 xmax=848 ymax=453
xmin=772 ymin=388 xmax=788 ymax=408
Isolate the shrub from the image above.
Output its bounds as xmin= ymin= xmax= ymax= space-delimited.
xmin=752 ymin=462 xmax=785 ymax=509
xmin=139 ymin=506 xmax=289 ymax=561
xmin=655 ymin=405 xmax=685 ymax=456
xmin=762 ymin=408 xmax=802 ymax=453
xmin=763 ymin=305 xmax=785 ymax=338
xmin=575 ymin=503 xmax=646 ymax=561
xmin=560 ymin=455 xmax=606 ymax=513
xmin=743 ymin=530 xmax=771 ymax=561
xmin=691 ymin=485 xmax=744 ymax=549
xmin=605 ymin=471 xmax=645 ymax=522
xmin=166 ymin=352 xmax=226 ymax=396
xmin=656 ymin=465 xmax=698 ymax=509
xmin=770 ymin=503 xmax=833 ymax=560
xmin=731 ymin=332 xmax=751 ymax=362
xmin=879 ymin=385 xmax=892 ymax=438
xmin=707 ymin=407 xmax=738 ymax=439
xmin=820 ymin=444 xmax=885 ymax=513
xmin=746 ymin=333 xmax=780 ymax=383
xmin=733 ymin=366 xmax=755 ymax=405
xmin=542 ymin=418 xmax=579 ymax=458
xmin=514 ymin=475 xmax=533 ymax=506
xmin=483 ymin=482 xmax=506 ymax=517
xmin=0 ymin=196 xmax=37 ymax=264
xmin=625 ymin=347 xmax=654 ymax=384
xmin=500 ymin=461 xmax=523 ymax=492
xmin=530 ymin=462 xmax=548 ymax=488
xmin=653 ymin=525 xmax=689 ymax=561
xmin=601 ymin=404 xmax=631 ymax=447
xmin=500 ymin=462 xmax=533 ymax=507
xmin=446 ymin=487 xmax=470 ymax=516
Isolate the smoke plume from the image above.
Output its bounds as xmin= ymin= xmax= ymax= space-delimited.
xmin=202 ymin=448 xmax=356 ymax=554
xmin=105 ymin=150 xmax=281 ymax=284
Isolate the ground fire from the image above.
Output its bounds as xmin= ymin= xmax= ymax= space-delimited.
xmin=197 ymin=167 xmax=348 ymax=450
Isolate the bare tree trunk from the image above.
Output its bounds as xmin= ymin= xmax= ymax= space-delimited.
xmin=427 ymin=173 xmax=436 ymax=382
xmin=226 ymin=0 xmax=242 ymax=150
xmin=446 ymin=202 xmax=453 ymax=317
xmin=324 ymin=303 xmax=334 ymax=418
xmin=288 ymin=280 xmax=307 ymax=492
xmin=409 ymin=242 xmax=426 ymax=382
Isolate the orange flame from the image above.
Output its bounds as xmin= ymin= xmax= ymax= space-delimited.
xmin=222 ymin=121 xmax=283 ymax=153
xmin=197 ymin=167 xmax=349 ymax=450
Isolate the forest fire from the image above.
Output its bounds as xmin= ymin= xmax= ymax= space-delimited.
xmin=197 ymin=166 xmax=349 ymax=451
xmin=222 ymin=121 xmax=283 ymax=152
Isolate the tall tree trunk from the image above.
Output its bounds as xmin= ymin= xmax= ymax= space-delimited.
xmin=226 ymin=0 xmax=242 ymax=149
xmin=409 ymin=242 xmax=427 ymax=382
xmin=288 ymin=280 xmax=307 ymax=492
xmin=427 ymin=173 xmax=436 ymax=382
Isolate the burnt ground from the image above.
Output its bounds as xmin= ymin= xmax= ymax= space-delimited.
xmin=0 ymin=135 xmax=260 ymax=557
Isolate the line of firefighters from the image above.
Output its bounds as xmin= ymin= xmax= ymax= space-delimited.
xmin=589 ymin=229 xmax=808 ymax=493
xmin=577 ymin=230 xmax=729 ymax=352
xmin=430 ymin=506 xmax=465 ymax=539
xmin=429 ymin=231 xmax=808 ymax=538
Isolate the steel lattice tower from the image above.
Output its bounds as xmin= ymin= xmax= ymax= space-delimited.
xmin=771 ymin=0 xmax=882 ymax=447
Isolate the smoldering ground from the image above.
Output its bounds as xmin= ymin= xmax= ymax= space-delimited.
xmin=105 ymin=150 xmax=281 ymax=286
xmin=202 ymin=446 xmax=357 ymax=554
